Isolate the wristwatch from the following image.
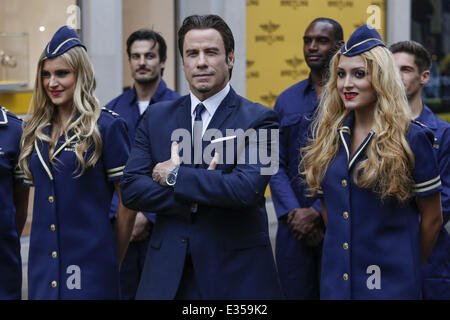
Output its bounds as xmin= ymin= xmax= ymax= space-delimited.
xmin=166 ymin=166 xmax=180 ymax=186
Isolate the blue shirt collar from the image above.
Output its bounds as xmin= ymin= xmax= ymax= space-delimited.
xmin=305 ymin=75 xmax=317 ymax=96
xmin=415 ymin=104 xmax=438 ymax=130
xmin=304 ymin=75 xmax=320 ymax=108
xmin=304 ymin=75 xmax=314 ymax=91
xmin=152 ymin=79 xmax=169 ymax=103
xmin=338 ymin=111 xmax=376 ymax=170
xmin=130 ymin=78 xmax=169 ymax=105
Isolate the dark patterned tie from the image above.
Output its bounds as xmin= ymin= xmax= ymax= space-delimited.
xmin=193 ymin=103 xmax=205 ymax=165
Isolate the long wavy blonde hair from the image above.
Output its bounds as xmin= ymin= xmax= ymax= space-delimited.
xmin=19 ymin=46 xmax=103 ymax=179
xmin=301 ymin=45 xmax=415 ymax=201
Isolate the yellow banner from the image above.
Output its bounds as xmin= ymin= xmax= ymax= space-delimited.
xmin=0 ymin=90 xmax=32 ymax=115
xmin=247 ymin=0 xmax=386 ymax=108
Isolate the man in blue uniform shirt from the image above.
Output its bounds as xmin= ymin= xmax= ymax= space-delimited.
xmin=106 ymin=29 xmax=179 ymax=299
xmin=0 ymin=106 xmax=28 ymax=299
xmin=391 ymin=40 xmax=450 ymax=300
xmin=269 ymin=18 xmax=344 ymax=299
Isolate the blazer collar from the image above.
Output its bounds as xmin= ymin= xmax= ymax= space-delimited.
xmin=415 ymin=104 xmax=437 ymax=130
xmin=176 ymin=96 xmax=193 ymax=135
xmin=175 ymin=87 xmax=238 ymax=168
xmin=177 ymin=86 xmax=238 ymax=132
xmin=205 ymin=86 xmax=237 ymax=132
xmin=35 ymin=126 xmax=54 ymax=181
xmin=152 ymin=79 xmax=169 ymax=103
xmin=129 ymin=79 xmax=170 ymax=106
xmin=51 ymin=132 xmax=79 ymax=160
xmin=338 ymin=111 xmax=376 ymax=170
xmin=51 ymin=112 xmax=83 ymax=161
xmin=35 ymin=123 xmax=83 ymax=180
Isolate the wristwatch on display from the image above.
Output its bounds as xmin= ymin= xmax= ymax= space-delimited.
xmin=165 ymin=166 xmax=180 ymax=186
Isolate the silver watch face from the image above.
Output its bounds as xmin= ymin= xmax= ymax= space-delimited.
xmin=166 ymin=172 xmax=176 ymax=186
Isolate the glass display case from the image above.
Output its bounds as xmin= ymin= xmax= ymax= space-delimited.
xmin=0 ymin=32 xmax=28 ymax=90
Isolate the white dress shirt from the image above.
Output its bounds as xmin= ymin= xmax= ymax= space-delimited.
xmin=189 ymin=83 xmax=230 ymax=136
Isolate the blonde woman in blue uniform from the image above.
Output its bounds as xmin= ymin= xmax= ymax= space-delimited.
xmin=18 ymin=26 xmax=136 ymax=299
xmin=301 ymin=25 xmax=443 ymax=299
xmin=0 ymin=106 xmax=29 ymax=299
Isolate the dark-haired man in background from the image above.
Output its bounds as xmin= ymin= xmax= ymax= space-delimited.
xmin=390 ymin=40 xmax=450 ymax=300
xmin=106 ymin=29 xmax=179 ymax=299
xmin=270 ymin=18 xmax=344 ymax=299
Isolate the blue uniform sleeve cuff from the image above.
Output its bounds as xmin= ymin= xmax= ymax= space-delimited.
xmin=413 ymin=175 xmax=443 ymax=197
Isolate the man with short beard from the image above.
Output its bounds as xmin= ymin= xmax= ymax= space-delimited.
xmin=270 ymin=18 xmax=344 ymax=299
xmin=106 ymin=29 xmax=179 ymax=299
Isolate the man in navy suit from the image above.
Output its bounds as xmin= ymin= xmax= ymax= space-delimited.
xmin=120 ymin=14 xmax=283 ymax=299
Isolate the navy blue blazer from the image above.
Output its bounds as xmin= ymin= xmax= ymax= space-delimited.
xmin=319 ymin=113 xmax=442 ymax=299
xmin=0 ymin=106 xmax=23 ymax=299
xmin=27 ymin=109 xmax=130 ymax=299
xmin=120 ymin=88 xmax=284 ymax=299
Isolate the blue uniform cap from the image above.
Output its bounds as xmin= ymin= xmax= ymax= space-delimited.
xmin=341 ymin=24 xmax=385 ymax=56
xmin=45 ymin=26 xmax=86 ymax=58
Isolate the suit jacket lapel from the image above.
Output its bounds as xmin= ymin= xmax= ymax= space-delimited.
xmin=200 ymin=88 xmax=238 ymax=168
xmin=35 ymin=126 xmax=54 ymax=180
xmin=205 ymin=88 xmax=237 ymax=132
xmin=177 ymin=88 xmax=238 ymax=168
xmin=175 ymin=96 xmax=192 ymax=135
xmin=52 ymin=130 xmax=79 ymax=160
xmin=175 ymin=96 xmax=194 ymax=166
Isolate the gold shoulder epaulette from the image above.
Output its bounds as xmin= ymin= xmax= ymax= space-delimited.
xmin=102 ymin=107 xmax=119 ymax=117
xmin=411 ymin=120 xmax=428 ymax=128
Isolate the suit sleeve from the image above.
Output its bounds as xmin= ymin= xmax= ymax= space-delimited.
xmin=173 ymin=109 xmax=279 ymax=208
xmin=120 ymin=111 xmax=191 ymax=215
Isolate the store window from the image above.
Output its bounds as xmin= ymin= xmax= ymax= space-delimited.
xmin=0 ymin=0 xmax=76 ymax=115
xmin=412 ymin=0 xmax=450 ymax=119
